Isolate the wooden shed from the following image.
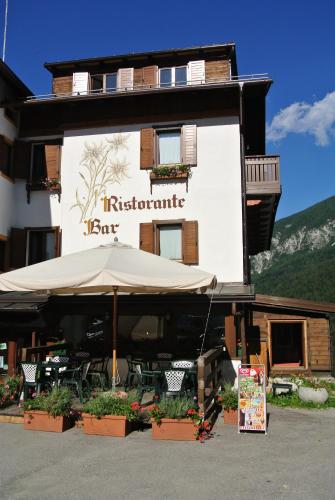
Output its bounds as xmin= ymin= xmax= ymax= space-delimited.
xmin=247 ymin=295 xmax=335 ymax=376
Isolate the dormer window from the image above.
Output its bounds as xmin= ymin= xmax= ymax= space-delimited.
xmin=91 ymin=73 xmax=117 ymax=93
xmin=159 ymin=66 xmax=187 ymax=87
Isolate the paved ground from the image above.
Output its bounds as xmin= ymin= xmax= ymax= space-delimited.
xmin=0 ymin=405 xmax=334 ymax=500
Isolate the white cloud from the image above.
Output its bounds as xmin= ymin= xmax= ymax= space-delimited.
xmin=267 ymin=91 xmax=335 ymax=146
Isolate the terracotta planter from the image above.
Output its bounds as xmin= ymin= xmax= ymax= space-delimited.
xmin=151 ymin=418 xmax=197 ymax=441
xmin=223 ymin=408 xmax=238 ymax=425
xmin=24 ymin=411 xmax=72 ymax=432
xmin=82 ymin=414 xmax=132 ymax=437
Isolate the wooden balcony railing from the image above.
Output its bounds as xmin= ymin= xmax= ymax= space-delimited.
xmin=245 ymin=155 xmax=281 ymax=195
xmin=197 ymin=347 xmax=225 ymax=417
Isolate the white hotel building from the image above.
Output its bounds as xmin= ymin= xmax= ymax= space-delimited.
xmin=0 ymin=44 xmax=281 ymax=377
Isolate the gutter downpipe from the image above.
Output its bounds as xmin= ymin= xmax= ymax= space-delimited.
xmin=239 ymin=82 xmax=249 ymax=365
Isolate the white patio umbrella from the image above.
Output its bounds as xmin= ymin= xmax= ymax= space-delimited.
xmin=0 ymin=242 xmax=216 ymax=388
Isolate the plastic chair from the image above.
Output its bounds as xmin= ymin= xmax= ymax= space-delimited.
xmin=156 ymin=353 xmax=173 ymax=369
xmin=21 ymin=362 xmax=40 ymax=400
xmin=162 ymin=369 xmax=188 ymax=398
xmin=171 ymin=360 xmax=195 ymax=369
xmin=87 ymin=357 xmax=109 ymax=388
xmin=60 ymin=361 xmax=91 ymax=403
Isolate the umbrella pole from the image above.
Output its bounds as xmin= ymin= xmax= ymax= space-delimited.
xmin=111 ymin=287 xmax=118 ymax=391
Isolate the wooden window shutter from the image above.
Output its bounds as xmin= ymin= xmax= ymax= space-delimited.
xmin=143 ymin=65 xmax=158 ymax=88
xmin=182 ymin=221 xmax=198 ymax=265
xmin=45 ymin=145 xmax=61 ymax=179
xmin=205 ymin=60 xmax=230 ymax=82
xmin=181 ymin=125 xmax=197 ymax=166
xmin=55 ymin=227 xmax=62 ymax=257
xmin=140 ymin=128 xmax=155 ymax=169
xmin=187 ymin=60 xmax=205 ymax=85
xmin=134 ymin=68 xmax=143 ymax=88
xmin=140 ymin=223 xmax=154 ymax=254
xmin=10 ymin=228 xmax=26 ymax=269
xmin=72 ymin=72 xmax=89 ymax=95
xmin=13 ymin=140 xmax=30 ymax=179
xmin=52 ymin=76 xmax=72 ymax=95
xmin=117 ymin=68 xmax=134 ymax=91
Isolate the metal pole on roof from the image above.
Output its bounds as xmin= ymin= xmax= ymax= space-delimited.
xmin=2 ymin=0 xmax=8 ymax=61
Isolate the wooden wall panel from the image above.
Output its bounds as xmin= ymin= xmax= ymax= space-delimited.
xmin=251 ymin=312 xmax=331 ymax=372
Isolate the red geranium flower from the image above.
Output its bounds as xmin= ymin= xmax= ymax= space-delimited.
xmin=131 ymin=402 xmax=140 ymax=411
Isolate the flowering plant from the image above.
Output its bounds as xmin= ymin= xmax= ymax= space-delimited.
xmin=152 ymin=164 xmax=191 ymax=178
xmin=83 ymin=393 xmax=141 ymax=422
xmin=0 ymin=376 xmax=20 ymax=407
xmin=218 ymin=383 xmax=238 ymax=410
xmin=41 ymin=178 xmax=61 ymax=191
xmin=148 ymin=397 xmax=211 ymax=441
xmin=23 ymin=387 xmax=72 ymax=417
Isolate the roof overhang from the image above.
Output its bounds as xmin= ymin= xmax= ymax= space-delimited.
xmin=0 ymin=60 xmax=33 ymax=98
xmin=44 ymin=43 xmax=237 ymax=76
xmin=251 ymin=294 xmax=335 ymax=315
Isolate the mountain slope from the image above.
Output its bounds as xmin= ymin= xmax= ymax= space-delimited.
xmin=251 ymin=196 xmax=335 ymax=302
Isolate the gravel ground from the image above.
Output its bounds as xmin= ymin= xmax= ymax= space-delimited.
xmin=0 ymin=405 xmax=334 ymax=500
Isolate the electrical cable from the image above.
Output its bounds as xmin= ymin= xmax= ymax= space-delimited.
xmin=200 ymin=287 xmax=215 ymax=356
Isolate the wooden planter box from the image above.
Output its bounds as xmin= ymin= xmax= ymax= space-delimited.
xmin=151 ymin=418 xmax=197 ymax=441
xmin=24 ymin=411 xmax=72 ymax=432
xmin=150 ymin=172 xmax=188 ymax=181
xmin=223 ymin=408 xmax=238 ymax=425
xmin=82 ymin=414 xmax=132 ymax=437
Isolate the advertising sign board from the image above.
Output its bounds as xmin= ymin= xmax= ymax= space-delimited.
xmin=238 ymin=365 xmax=267 ymax=433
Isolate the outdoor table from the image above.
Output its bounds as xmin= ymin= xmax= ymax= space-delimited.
xmin=38 ymin=361 xmax=69 ymax=386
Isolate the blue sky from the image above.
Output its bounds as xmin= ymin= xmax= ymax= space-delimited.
xmin=1 ymin=0 xmax=334 ymax=220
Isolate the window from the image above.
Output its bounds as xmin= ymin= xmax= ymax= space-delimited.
xmin=269 ymin=321 xmax=307 ymax=369
xmin=91 ymin=73 xmax=117 ymax=93
xmin=0 ymin=240 xmax=6 ymax=272
xmin=159 ymin=66 xmax=187 ymax=87
xmin=30 ymin=144 xmax=47 ymax=182
xmin=140 ymin=220 xmax=198 ymax=265
xmin=158 ymin=224 xmax=182 ymax=260
xmin=157 ymin=129 xmax=181 ymax=165
xmin=140 ymin=125 xmax=196 ymax=170
xmin=0 ymin=342 xmax=8 ymax=372
xmin=0 ymin=137 xmax=13 ymax=178
xmin=27 ymin=229 xmax=57 ymax=265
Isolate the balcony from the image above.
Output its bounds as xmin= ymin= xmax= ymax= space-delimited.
xmin=245 ymin=155 xmax=280 ymax=195
xmin=245 ymin=155 xmax=281 ymax=256
xmin=25 ymin=74 xmax=270 ymax=103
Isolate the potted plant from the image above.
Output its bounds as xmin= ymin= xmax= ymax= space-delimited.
xmin=218 ymin=383 xmax=238 ymax=425
xmin=0 ymin=376 xmax=20 ymax=408
xmin=23 ymin=387 xmax=73 ymax=432
xmin=149 ymin=398 xmax=210 ymax=441
xmin=150 ymin=164 xmax=191 ymax=180
xmin=82 ymin=391 xmax=141 ymax=437
xmin=297 ymin=377 xmax=329 ymax=404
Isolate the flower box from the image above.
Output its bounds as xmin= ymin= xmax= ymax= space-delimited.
xmin=150 ymin=172 xmax=188 ymax=181
xmin=24 ymin=411 xmax=72 ymax=433
xmin=151 ymin=418 xmax=197 ymax=441
xmin=223 ymin=409 xmax=238 ymax=425
xmin=82 ymin=414 xmax=132 ymax=437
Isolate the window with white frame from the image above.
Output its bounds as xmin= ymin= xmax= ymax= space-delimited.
xmin=157 ymin=129 xmax=181 ymax=165
xmin=91 ymin=73 xmax=117 ymax=93
xmin=159 ymin=66 xmax=187 ymax=87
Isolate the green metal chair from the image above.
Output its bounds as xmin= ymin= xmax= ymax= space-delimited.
xmin=60 ymin=361 xmax=91 ymax=403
